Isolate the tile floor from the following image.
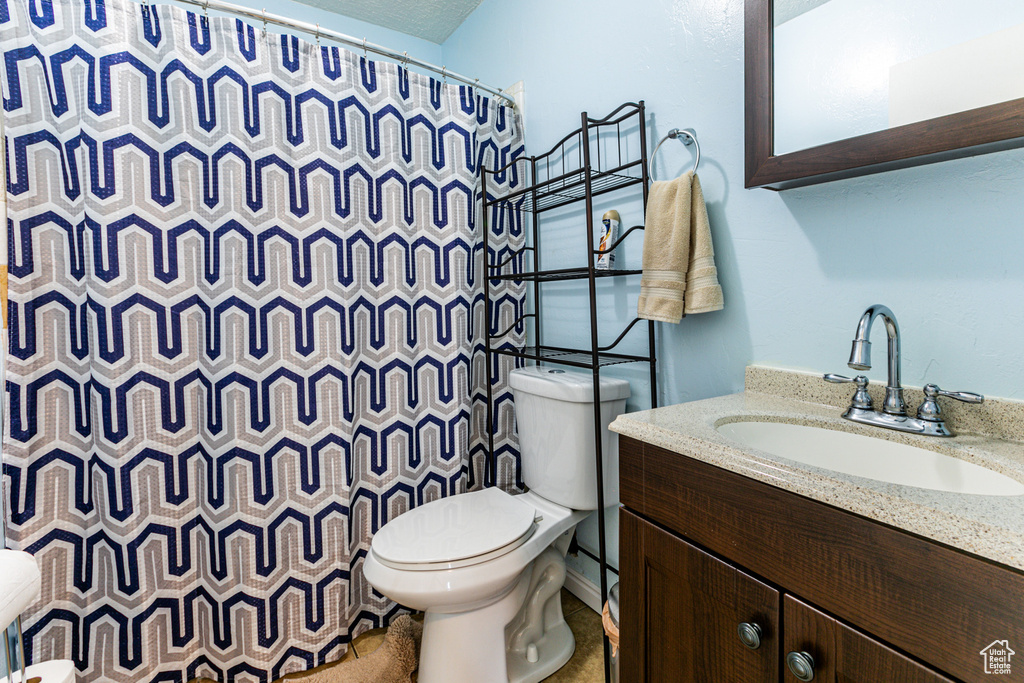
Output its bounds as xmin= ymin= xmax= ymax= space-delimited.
xmin=192 ymin=589 xmax=605 ymax=683
xmin=543 ymin=589 xmax=605 ymax=683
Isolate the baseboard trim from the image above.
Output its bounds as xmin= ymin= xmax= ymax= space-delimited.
xmin=563 ymin=566 xmax=603 ymax=613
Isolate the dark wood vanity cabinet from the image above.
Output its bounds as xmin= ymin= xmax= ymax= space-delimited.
xmin=619 ymin=435 xmax=1024 ymax=683
xmin=621 ymin=510 xmax=778 ymax=682
xmin=782 ymin=595 xmax=953 ymax=683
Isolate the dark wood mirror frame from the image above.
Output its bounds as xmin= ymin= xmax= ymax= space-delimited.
xmin=744 ymin=0 xmax=1024 ymax=190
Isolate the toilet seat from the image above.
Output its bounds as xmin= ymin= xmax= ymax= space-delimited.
xmin=372 ymin=488 xmax=538 ymax=571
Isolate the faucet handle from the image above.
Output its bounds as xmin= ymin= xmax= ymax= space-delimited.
xmin=917 ymin=383 xmax=984 ymax=422
xmin=823 ymin=374 xmax=873 ymax=410
xmin=925 ymin=384 xmax=984 ymax=404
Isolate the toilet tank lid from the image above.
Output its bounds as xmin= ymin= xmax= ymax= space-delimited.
xmin=509 ymin=366 xmax=630 ymax=403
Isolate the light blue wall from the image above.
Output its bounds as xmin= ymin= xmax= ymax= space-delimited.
xmin=444 ymin=0 xmax=1024 ymax=407
xmin=442 ymin=0 xmax=1024 ymax=586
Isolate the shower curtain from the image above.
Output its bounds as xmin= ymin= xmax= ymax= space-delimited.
xmin=0 ymin=0 xmax=526 ymax=680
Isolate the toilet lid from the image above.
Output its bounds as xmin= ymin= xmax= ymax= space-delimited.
xmin=372 ymin=488 xmax=537 ymax=569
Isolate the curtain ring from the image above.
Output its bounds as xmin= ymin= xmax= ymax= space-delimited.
xmin=362 ymin=37 xmax=368 ymax=60
xmin=441 ymin=66 xmax=447 ymax=84
xmin=499 ymin=88 xmax=513 ymax=109
xmin=261 ymin=8 xmax=267 ymax=37
xmin=315 ymin=22 xmax=320 ymax=47
xmin=202 ymin=0 xmax=209 ymax=25
xmin=402 ymin=51 xmax=409 ymax=68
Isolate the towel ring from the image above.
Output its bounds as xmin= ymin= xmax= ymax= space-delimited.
xmin=649 ymin=128 xmax=700 ymax=181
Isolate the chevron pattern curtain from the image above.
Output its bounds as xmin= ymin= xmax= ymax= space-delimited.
xmin=0 ymin=0 xmax=525 ymax=680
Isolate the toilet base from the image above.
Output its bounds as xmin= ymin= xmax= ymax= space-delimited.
xmin=506 ymin=620 xmax=574 ymax=683
xmin=417 ymin=545 xmax=575 ymax=683
xmin=506 ymin=546 xmax=575 ymax=683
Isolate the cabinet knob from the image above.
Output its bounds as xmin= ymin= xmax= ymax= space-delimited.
xmin=786 ymin=651 xmax=815 ymax=681
xmin=736 ymin=622 xmax=763 ymax=650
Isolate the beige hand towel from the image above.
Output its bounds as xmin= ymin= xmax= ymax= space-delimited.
xmin=637 ymin=171 xmax=723 ymax=323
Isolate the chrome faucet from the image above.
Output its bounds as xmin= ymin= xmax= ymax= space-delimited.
xmin=847 ymin=304 xmax=906 ymax=416
xmin=824 ymin=305 xmax=984 ymax=437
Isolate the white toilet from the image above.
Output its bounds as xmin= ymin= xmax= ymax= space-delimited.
xmin=363 ymin=366 xmax=630 ymax=683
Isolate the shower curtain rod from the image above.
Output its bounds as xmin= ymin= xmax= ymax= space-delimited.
xmin=170 ymin=0 xmax=517 ymax=107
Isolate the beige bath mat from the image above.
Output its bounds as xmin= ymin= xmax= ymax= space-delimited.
xmin=294 ymin=615 xmax=422 ymax=683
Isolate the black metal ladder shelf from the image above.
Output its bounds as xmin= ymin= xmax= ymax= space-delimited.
xmin=480 ymin=100 xmax=658 ymax=683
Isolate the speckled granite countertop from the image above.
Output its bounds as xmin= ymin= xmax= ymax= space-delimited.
xmin=610 ymin=366 xmax=1024 ymax=572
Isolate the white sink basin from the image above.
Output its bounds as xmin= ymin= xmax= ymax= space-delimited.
xmin=716 ymin=421 xmax=1024 ymax=496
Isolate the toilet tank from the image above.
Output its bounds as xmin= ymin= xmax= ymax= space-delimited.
xmin=509 ymin=367 xmax=630 ymax=511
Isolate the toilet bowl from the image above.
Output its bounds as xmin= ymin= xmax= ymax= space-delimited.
xmin=363 ymin=367 xmax=630 ymax=683
xmin=364 ymin=489 xmax=587 ymax=682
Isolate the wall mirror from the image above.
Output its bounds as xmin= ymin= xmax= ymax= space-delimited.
xmin=745 ymin=0 xmax=1024 ymax=189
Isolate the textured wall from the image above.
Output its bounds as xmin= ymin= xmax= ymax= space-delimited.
xmin=442 ymin=0 xmax=1024 ymax=582
xmin=444 ymin=0 xmax=1024 ymax=410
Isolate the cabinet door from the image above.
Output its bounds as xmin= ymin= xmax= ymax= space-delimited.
xmin=620 ymin=509 xmax=779 ymax=683
xmin=783 ymin=595 xmax=954 ymax=683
